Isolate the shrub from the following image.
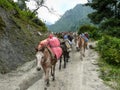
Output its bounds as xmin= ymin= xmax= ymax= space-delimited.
xmin=0 ymin=0 xmax=14 ymax=10
xmin=97 ymin=35 xmax=120 ymax=65
xmin=19 ymin=9 xmax=36 ymax=19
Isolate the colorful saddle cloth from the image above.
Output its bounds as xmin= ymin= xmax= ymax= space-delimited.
xmin=38 ymin=37 xmax=62 ymax=60
xmin=48 ymin=37 xmax=62 ymax=59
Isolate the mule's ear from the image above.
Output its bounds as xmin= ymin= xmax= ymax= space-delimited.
xmin=40 ymin=46 xmax=46 ymax=52
xmin=35 ymin=47 xmax=38 ymax=52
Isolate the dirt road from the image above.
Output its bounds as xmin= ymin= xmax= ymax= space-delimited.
xmin=27 ymin=42 xmax=112 ymax=90
xmin=0 ymin=42 xmax=112 ymax=90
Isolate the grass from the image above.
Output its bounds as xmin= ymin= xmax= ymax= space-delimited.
xmin=0 ymin=0 xmax=14 ymax=10
xmin=98 ymin=58 xmax=120 ymax=90
xmin=96 ymin=36 xmax=120 ymax=89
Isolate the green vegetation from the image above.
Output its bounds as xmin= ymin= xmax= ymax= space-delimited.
xmin=98 ymin=58 xmax=120 ymax=90
xmin=97 ymin=36 xmax=120 ymax=65
xmin=0 ymin=0 xmax=47 ymax=32
xmin=86 ymin=0 xmax=120 ymax=24
xmin=0 ymin=0 xmax=15 ymax=10
xmin=100 ymin=18 xmax=120 ymax=38
xmin=84 ymin=0 xmax=120 ymax=89
xmin=96 ymin=36 xmax=120 ymax=89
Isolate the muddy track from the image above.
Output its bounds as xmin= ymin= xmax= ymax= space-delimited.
xmin=0 ymin=42 xmax=112 ymax=90
xmin=27 ymin=42 xmax=112 ymax=90
xmin=0 ymin=60 xmax=43 ymax=90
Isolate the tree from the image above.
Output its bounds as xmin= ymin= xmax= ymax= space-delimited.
xmin=17 ymin=0 xmax=28 ymax=10
xmin=17 ymin=0 xmax=45 ymax=12
xmin=31 ymin=0 xmax=59 ymax=16
xmin=31 ymin=0 xmax=44 ymax=14
xmin=86 ymin=0 xmax=120 ymax=24
xmin=17 ymin=0 xmax=61 ymax=17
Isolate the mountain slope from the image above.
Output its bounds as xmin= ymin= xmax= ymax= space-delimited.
xmin=0 ymin=0 xmax=47 ymax=73
xmin=48 ymin=4 xmax=93 ymax=32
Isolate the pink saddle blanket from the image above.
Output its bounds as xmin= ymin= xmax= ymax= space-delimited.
xmin=48 ymin=37 xmax=62 ymax=59
xmin=51 ymin=47 xmax=62 ymax=60
xmin=48 ymin=37 xmax=60 ymax=47
xmin=37 ymin=39 xmax=48 ymax=49
xmin=38 ymin=39 xmax=62 ymax=59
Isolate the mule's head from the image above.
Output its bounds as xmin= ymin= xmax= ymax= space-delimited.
xmin=35 ymin=43 xmax=45 ymax=52
xmin=35 ymin=46 xmax=45 ymax=71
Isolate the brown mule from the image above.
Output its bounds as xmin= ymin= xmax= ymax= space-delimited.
xmin=76 ymin=36 xmax=86 ymax=60
xmin=35 ymin=45 xmax=57 ymax=86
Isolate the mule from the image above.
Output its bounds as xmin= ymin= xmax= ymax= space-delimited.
xmin=74 ymin=35 xmax=78 ymax=50
xmin=59 ymin=41 xmax=69 ymax=70
xmin=35 ymin=46 xmax=57 ymax=86
xmin=76 ymin=36 xmax=86 ymax=60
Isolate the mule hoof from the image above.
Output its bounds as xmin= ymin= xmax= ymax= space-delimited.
xmin=36 ymin=67 xmax=41 ymax=71
xmin=52 ymin=78 xmax=55 ymax=81
xmin=68 ymin=55 xmax=70 ymax=58
xmin=51 ymin=74 xmax=54 ymax=76
xmin=80 ymin=57 xmax=83 ymax=60
xmin=64 ymin=65 xmax=66 ymax=68
xmin=44 ymin=87 xmax=47 ymax=90
xmin=46 ymin=81 xmax=50 ymax=87
xmin=59 ymin=67 xmax=61 ymax=70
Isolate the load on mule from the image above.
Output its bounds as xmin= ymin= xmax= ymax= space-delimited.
xmin=81 ymin=32 xmax=89 ymax=49
xmin=59 ymin=39 xmax=70 ymax=70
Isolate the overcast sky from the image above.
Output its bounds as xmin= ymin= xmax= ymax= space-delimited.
xmin=15 ymin=0 xmax=88 ymax=24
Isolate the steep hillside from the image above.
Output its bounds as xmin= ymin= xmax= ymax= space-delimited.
xmin=0 ymin=0 xmax=47 ymax=73
xmin=48 ymin=4 xmax=93 ymax=32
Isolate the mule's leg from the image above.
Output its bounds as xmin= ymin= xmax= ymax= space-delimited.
xmin=51 ymin=66 xmax=53 ymax=77
xmin=85 ymin=42 xmax=88 ymax=49
xmin=79 ymin=45 xmax=83 ymax=60
xmin=43 ymin=67 xmax=48 ymax=88
xmin=80 ymin=49 xmax=83 ymax=60
xmin=76 ymin=40 xmax=79 ymax=51
xmin=64 ymin=54 xmax=66 ymax=68
xmin=83 ymin=43 xmax=86 ymax=57
xmin=43 ymin=66 xmax=46 ymax=74
xmin=52 ymin=64 xmax=56 ymax=81
xmin=45 ymin=68 xmax=50 ymax=86
xmin=59 ymin=56 xmax=62 ymax=70
xmin=66 ymin=52 xmax=69 ymax=62
xmin=51 ymin=65 xmax=54 ymax=77
xmin=44 ymin=87 xmax=47 ymax=90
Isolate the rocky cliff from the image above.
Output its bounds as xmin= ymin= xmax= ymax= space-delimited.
xmin=0 ymin=5 xmax=47 ymax=73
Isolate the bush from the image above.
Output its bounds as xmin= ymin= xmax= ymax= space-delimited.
xmin=97 ymin=35 xmax=120 ymax=65
xmin=105 ymin=27 xmax=120 ymax=38
xmin=32 ymin=17 xmax=45 ymax=26
xmin=0 ymin=0 xmax=14 ymax=10
xmin=19 ymin=9 xmax=36 ymax=19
